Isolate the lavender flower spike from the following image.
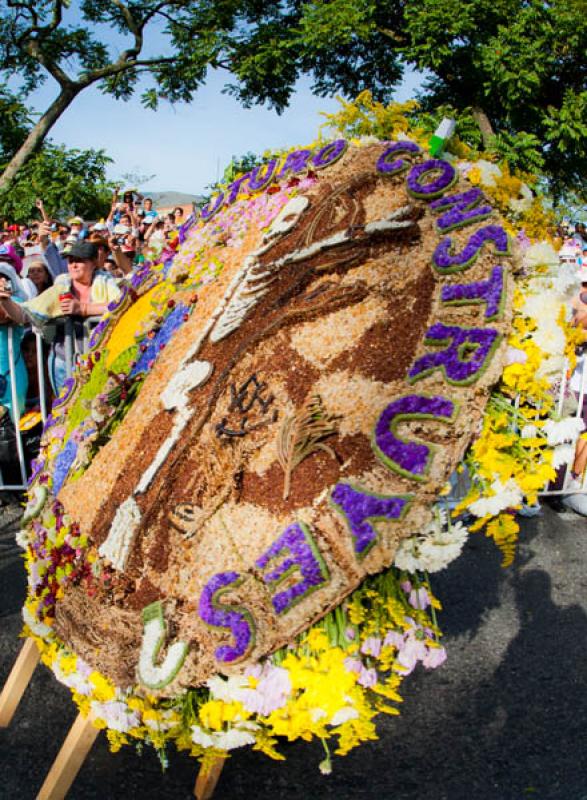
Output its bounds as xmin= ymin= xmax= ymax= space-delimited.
xmin=408 ymin=323 xmax=501 ymax=386
xmin=256 ymin=522 xmax=329 ymax=615
xmin=199 ymin=571 xmax=255 ymax=663
xmin=372 ymin=394 xmax=458 ymax=481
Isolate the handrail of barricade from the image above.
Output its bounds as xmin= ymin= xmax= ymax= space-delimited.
xmin=0 ymin=316 xmax=100 ymax=493
xmin=539 ymin=352 xmax=587 ymax=495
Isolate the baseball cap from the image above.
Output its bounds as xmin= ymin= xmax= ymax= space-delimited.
xmin=67 ymin=241 xmax=98 ymax=260
xmin=68 ymin=216 xmax=84 ymax=226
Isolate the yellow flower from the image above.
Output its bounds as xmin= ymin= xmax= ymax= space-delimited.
xmin=59 ymin=652 xmax=77 ymax=676
xmin=199 ymin=700 xmax=246 ymax=731
xmin=485 ymin=514 xmax=520 ymax=567
xmin=89 ymin=671 xmax=116 ymax=702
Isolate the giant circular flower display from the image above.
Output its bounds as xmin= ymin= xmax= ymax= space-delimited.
xmin=18 ymin=128 xmax=575 ymax=767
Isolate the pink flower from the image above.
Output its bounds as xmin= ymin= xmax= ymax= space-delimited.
xmin=358 ymin=667 xmax=377 ymax=688
xmin=344 ymin=657 xmax=362 ymax=674
xmin=408 ymin=587 xmax=430 ymax=610
xmin=384 ymin=630 xmax=405 ymax=649
xmin=360 ymin=636 xmax=382 ymax=657
xmin=423 ymin=646 xmax=447 ymax=669
xmin=395 ymin=633 xmax=427 ymax=675
xmin=240 ymin=663 xmax=291 ymax=715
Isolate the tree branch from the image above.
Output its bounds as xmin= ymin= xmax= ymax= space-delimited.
xmin=471 ymin=106 xmax=495 ymax=149
xmin=0 ymin=85 xmax=80 ymax=193
xmin=26 ymin=37 xmax=74 ymax=87
xmin=109 ymin=0 xmax=143 ymax=60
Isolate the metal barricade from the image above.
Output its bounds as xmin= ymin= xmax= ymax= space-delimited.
xmin=539 ymin=353 xmax=587 ymax=496
xmin=0 ymin=317 xmax=100 ymax=493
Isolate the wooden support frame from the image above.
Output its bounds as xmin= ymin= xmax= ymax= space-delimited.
xmin=0 ymin=637 xmax=40 ymax=727
xmin=1 ymin=636 xmax=226 ymax=799
xmin=36 ymin=711 xmax=99 ymax=800
xmin=194 ymin=757 xmax=226 ymax=800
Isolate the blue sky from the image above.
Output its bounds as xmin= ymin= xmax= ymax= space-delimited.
xmin=30 ymin=69 xmax=424 ymax=196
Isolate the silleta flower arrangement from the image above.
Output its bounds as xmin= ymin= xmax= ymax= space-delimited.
xmin=16 ymin=104 xmax=580 ymax=776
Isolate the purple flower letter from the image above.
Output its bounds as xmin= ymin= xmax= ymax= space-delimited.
xmin=200 ymin=191 xmax=225 ymax=221
xmin=372 ymin=394 xmax=457 ymax=481
xmin=312 ymin=139 xmax=348 ymax=169
xmin=256 ymin=522 xmax=329 ymax=615
xmin=430 ymin=188 xmax=493 ymax=232
xmin=199 ymin=571 xmax=255 ymax=663
xmin=433 ymin=224 xmax=509 ymax=273
xmin=248 ymin=158 xmax=279 ymax=191
xmin=408 ymin=323 xmax=501 ymax=385
xmin=225 ymin=174 xmax=250 ymax=204
xmin=330 ymin=483 xmax=412 ymax=557
xmin=407 ymin=159 xmax=457 ymax=199
xmin=277 ymin=149 xmax=313 ymax=180
xmin=376 ymin=141 xmax=421 ymax=175
xmin=441 ymin=266 xmax=506 ymax=320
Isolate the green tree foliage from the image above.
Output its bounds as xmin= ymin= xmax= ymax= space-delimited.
xmin=1 ymin=144 xmax=113 ymax=223
xmin=228 ymin=0 xmax=587 ymax=199
xmin=0 ymin=84 xmax=113 ymax=222
xmin=1 ymin=0 xmax=585 ymax=202
xmin=401 ymin=0 xmax=587 ymax=199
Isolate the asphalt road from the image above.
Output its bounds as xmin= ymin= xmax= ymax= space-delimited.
xmin=1 ymin=498 xmax=586 ymax=800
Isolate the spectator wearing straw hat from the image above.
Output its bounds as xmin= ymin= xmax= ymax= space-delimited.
xmin=68 ymin=216 xmax=87 ymax=240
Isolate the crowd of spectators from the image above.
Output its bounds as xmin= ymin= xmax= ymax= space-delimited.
xmin=0 ymin=189 xmax=191 ymax=483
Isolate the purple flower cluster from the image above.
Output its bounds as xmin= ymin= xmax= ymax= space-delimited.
xmin=130 ymin=265 xmax=152 ymax=290
xmin=312 ymin=139 xmax=348 ymax=169
xmin=408 ymin=323 xmax=500 ymax=385
xmin=178 ymin=213 xmax=197 ymax=244
xmin=376 ymin=141 xmax=421 ymax=175
xmin=198 ymin=571 xmax=254 ymax=663
xmin=248 ymin=159 xmax=279 ymax=192
xmin=51 ymin=438 xmax=78 ymax=496
xmin=200 ymin=191 xmax=225 ymax=221
xmin=372 ymin=395 xmax=456 ymax=479
xmin=407 ymin=159 xmax=457 ymax=198
xmin=441 ymin=266 xmax=505 ymax=320
xmin=433 ymin=224 xmax=509 ymax=273
xmin=131 ymin=302 xmax=187 ymax=377
xmin=88 ymin=317 xmax=110 ymax=350
xmin=277 ymin=149 xmax=313 ymax=180
xmin=52 ymin=377 xmax=76 ymax=410
xmin=430 ymin=188 xmax=493 ymax=232
xmin=256 ymin=522 xmax=329 ymax=614
xmin=330 ymin=483 xmax=411 ymax=556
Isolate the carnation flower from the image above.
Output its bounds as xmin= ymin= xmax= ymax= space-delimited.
xmin=542 ymin=416 xmax=584 ymax=445
xmin=473 ymin=159 xmax=502 ymax=187
xmin=394 ymin=507 xmax=469 ymax=573
xmin=91 ymin=700 xmax=141 ymax=733
xmin=508 ymin=183 xmax=533 ymax=215
xmin=467 ymin=479 xmax=523 ymax=517
xmin=523 ymin=241 xmax=559 ymax=270
xmin=552 ymin=443 xmax=576 ymax=469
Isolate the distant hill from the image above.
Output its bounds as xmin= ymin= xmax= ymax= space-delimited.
xmin=147 ymin=191 xmax=204 ymax=208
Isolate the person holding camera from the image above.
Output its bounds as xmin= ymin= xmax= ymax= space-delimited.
xmin=0 ymin=241 xmax=121 ymax=393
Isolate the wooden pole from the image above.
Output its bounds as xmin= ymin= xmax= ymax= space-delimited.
xmin=36 ymin=712 xmax=99 ymax=800
xmin=194 ymin=757 xmax=226 ymax=800
xmin=0 ymin=638 xmax=40 ymax=727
